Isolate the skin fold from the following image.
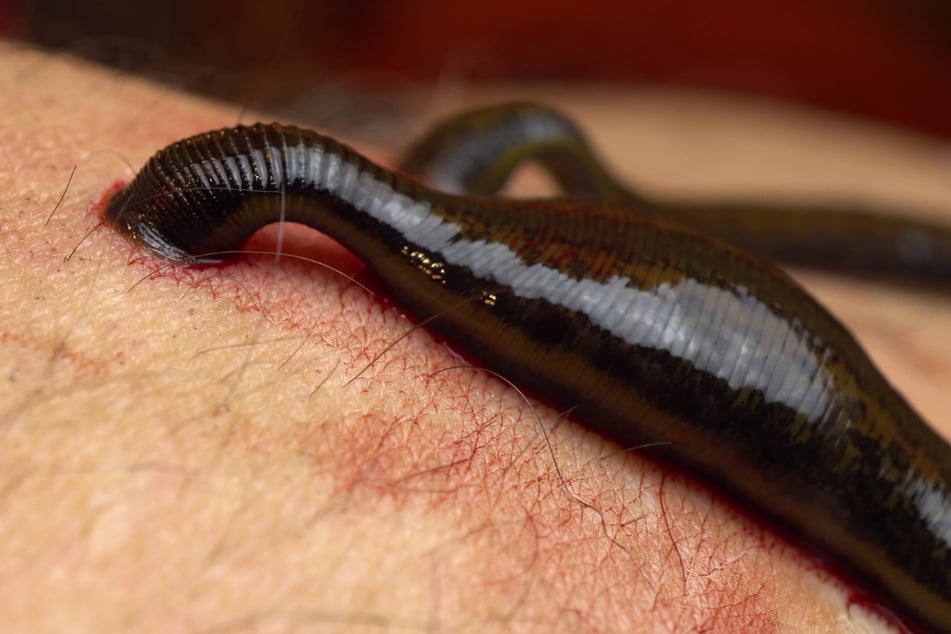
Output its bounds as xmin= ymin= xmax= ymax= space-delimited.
xmin=105 ymin=122 xmax=951 ymax=632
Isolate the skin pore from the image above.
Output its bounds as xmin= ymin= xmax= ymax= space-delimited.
xmin=2 ymin=41 xmax=951 ymax=633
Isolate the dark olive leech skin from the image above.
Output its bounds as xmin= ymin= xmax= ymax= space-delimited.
xmin=106 ymin=123 xmax=951 ymax=632
xmin=401 ymin=102 xmax=951 ymax=288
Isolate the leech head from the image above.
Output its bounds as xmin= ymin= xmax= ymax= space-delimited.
xmin=104 ymin=124 xmax=337 ymax=265
xmin=103 ymin=128 xmax=289 ymax=264
xmin=137 ymin=223 xmax=212 ymax=263
xmin=105 ymin=184 xmax=205 ymax=263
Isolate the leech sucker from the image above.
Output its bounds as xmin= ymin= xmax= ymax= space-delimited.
xmin=106 ymin=121 xmax=951 ymax=632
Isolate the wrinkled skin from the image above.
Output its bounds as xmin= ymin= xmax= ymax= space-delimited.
xmin=2 ymin=41 xmax=950 ymax=633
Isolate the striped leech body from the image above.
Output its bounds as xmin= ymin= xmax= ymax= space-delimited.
xmin=401 ymin=102 xmax=951 ymax=287
xmin=105 ymin=120 xmax=951 ymax=632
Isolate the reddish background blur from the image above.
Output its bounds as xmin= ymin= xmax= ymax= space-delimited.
xmin=5 ymin=0 xmax=951 ymax=139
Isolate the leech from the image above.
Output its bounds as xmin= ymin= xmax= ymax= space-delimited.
xmin=401 ymin=102 xmax=951 ymax=289
xmin=105 ymin=120 xmax=951 ymax=632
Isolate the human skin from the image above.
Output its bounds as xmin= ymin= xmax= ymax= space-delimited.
xmin=2 ymin=40 xmax=951 ymax=633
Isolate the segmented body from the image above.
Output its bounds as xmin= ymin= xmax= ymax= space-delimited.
xmin=401 ymin=102 xmax=951 ymax=286
xmin=106 ymin=122 xmax=951 ymax=632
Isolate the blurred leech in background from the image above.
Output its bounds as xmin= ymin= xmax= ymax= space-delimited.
xmin=5 ymin=0 xmax=951 ymax=139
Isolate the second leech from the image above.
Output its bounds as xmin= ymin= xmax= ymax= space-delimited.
xmin=401 ymin=102 xmax=951 ymax=287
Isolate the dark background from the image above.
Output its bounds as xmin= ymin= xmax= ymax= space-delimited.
xmin=5 ymin=0 xmax=951 ymax=139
